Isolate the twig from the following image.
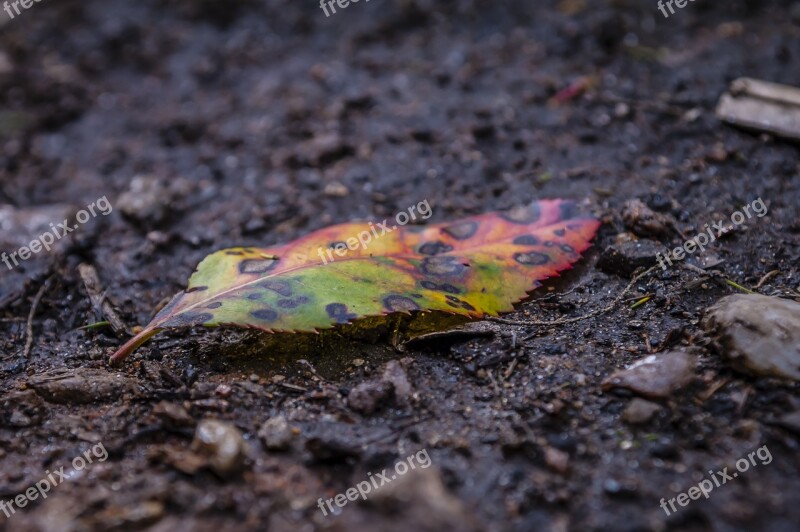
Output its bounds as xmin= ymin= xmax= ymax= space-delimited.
xmin=503 ymin=357 xmax=519 ymax=380
xmin=755 ymin=270 xmax=779 ymax=289
xmin=78 ymin=263 xmax=132 ymax=336
xmin=24 ymin=275 xmax=53 ymax=359
xmin=277 ymin=382 xmax=308 ymax=393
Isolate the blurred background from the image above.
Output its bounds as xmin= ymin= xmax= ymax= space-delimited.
xmin=0 ymin=1 xmax=798 ymax=531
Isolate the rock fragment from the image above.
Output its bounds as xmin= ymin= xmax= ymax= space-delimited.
xmin=381 ymin=360 xmax=412 ymax=405
xmin=622 ymin=398 xmax=663 ymax=424
xmin=621 ymin=199 xmax=673 ymax=238
xmin=347 ymin=360 xmax=414 ymax=414
xmin=602 ymin=351 xmax=696 ymax=399
xmin=117 ymin=175 xmax=172 ymax=224
xmin=704 ymin=294 xmax=800 ymax=381
xmin=152 ymin=401 xmax=194 ymax=428
xmin=191 ymin=419 xmax=248 ymax=477
xmin=29 ymin=369 xmax=138 ymax=404
xmin=348 ymin=381 xmax=393 ymax=415
xmin=258 ymin=415 xmax=293 ymax=451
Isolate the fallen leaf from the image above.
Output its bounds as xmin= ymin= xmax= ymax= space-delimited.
xmin=111 ymin=199 xmax=600 ymax=363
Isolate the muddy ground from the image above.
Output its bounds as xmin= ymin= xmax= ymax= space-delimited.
xmin=1 ymin=0 xmax=799 ymax=530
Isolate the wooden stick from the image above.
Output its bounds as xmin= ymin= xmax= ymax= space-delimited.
xmin=79 ymin=263 xmax=132 ymax=336
xmin=24 ymin=275 xmax=53 ymax=359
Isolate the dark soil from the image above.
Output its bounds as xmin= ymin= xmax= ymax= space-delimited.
xmin=1 ymin=1 xmax=799 ymax=531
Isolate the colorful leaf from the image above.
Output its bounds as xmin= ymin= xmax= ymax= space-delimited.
xmin=110 ymin=200 xmax=600 ymax=363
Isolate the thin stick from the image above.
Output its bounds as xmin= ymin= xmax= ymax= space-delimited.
xmin=79 ymin=263 xmax=132 ymax=336
xmin=755 ymin=269 xmax=779 ymax=289
xmin=24 ymin=275 xmax=53 ymax=359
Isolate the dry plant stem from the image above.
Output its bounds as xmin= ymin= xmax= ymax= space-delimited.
xmin=79 ymin=263 xmax=132 ymax=336
xmin=24 ymin=275 xmax=54 ymax=359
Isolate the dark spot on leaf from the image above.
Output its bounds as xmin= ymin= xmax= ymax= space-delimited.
xmin=444 ymin=295 xmax=476 ymax=311
xmin=420 ymin=256 xmax=467 ymax=276
xmin=514 ymin=251 xmax=550 ymax=266
xmin=247 ymin=292 xmax=262 ymax=300
xmin=442 ymin=221 xmax=478 ymax=240
xmin=325 ymin=303 xmax=357 ymax=324
xmin=250 ymin=308 xmax=278 ymax=321
xmin=258 ymin=280 xmax=292 ymax=297
xmin=421 ymin=280 xmax=460 ymax=294
xmin=225 ymin=251 xmax=244 ymax=256
xmin=383 ymin=295 xmax=421 ymax=312
xmin=171 ymin=312 xmax=213 ymax=327
xmin=206 ymin=302 xmax=222 ymax=309
xmin=186 ymin=285 xmax=208 ymax=293
xmin=544 ymin=241 xmax=555 ymax=247
xmin=560 ymin=244 xmax=575 ymax=253
xmin=500 ymin=203 xmax=540 ymax=224
xmin=240 ymin=258 xmax=278 ymax=274
xmin=411 ymin=293 xmax=423 ymax=298
xmin=418 ymin=241 xmax=454 ymax=256
xmin=554 ymin=228 xmax=566 ymax=236
xmin=278 ymin=296 xmax=309 ymax=309
xmin=328 ymin=241 xmax=347 ymax=250
xmin=513 ymin=235 xmax=540 ymax=245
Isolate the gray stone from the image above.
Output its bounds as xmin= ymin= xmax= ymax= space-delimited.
xmin=623 ymin=398 xmax=663 ymax=424
xmin=602 ymin=351 xmax=696 ymax=399
xmin=704 ymin=294 xmax=800 ymax=381
xmin=117 ymin=175 xmax=172 ymax=223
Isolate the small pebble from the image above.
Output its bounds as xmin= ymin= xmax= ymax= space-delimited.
xmin=258 ymin=415 xmax=293 ymax=451
xmin=602 ymin=351 xmax=696 ymax=399
xmin=191 ymin=419 xmax=247 ymax=477
xmin=623 ymin=398 xmax=663 ymax=424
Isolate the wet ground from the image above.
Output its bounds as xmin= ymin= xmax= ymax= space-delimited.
xmin=1 ymin=0 xmax=799 ymax=530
